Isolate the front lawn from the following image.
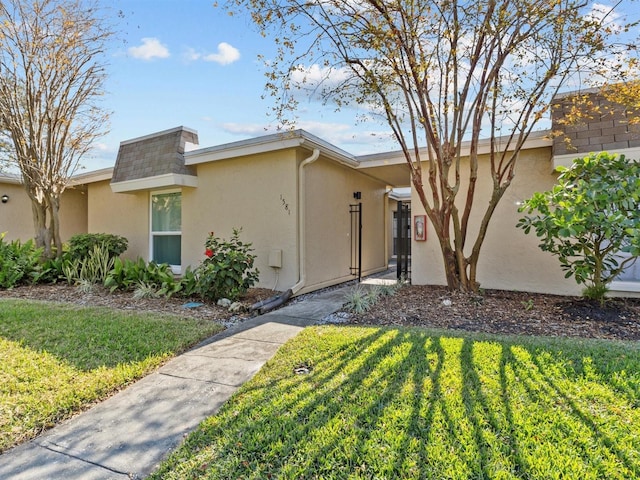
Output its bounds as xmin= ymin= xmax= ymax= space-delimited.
xmin=152 ymin=325 xmax=640 ymax=479
xmin=0 ymin=299 xmax=223 ymax=452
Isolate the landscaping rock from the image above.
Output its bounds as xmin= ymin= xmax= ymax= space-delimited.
xmin=217 ymin=298 xmax=232 ymax=308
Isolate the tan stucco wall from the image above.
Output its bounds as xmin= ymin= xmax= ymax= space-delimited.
xmin=303 ymin=155 xmax=388 ymax=292
xmin=182 ymin=151 xmax=299 ymax=290
xmin=77 ymin=147 xmax=387 ymax=294
xmin=0 ymin=182 xmax=35 ymax=241
xmin=87 ymin=180 xmax=149 ymax=260
xmin=0 ymin=180 xmax=87 ymax=243
xmin=410 ymin=146 xmax=582 ymax=296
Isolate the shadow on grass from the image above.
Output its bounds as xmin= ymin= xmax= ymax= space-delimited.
xmin=153 ymin=325 xmax=640 ymax=479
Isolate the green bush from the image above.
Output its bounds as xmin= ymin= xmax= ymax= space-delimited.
xmin=104 ymin=257 xmax=182 ymax=298
xmin=0 ymin=233 xmax=43 ymax=288
xmin=186 ymin=229 xmax=259 ymax=301
xmin=517 ymin=152 xmax=640 ymax=303
xmin=36 ymin=252 xmax=72 ymax=284
xmin=68 ymin=233 xmax=128 ymax=260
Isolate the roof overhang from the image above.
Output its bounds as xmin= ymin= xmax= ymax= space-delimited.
xmin=110 ymin=173 xmax=198 ymax=193
xmin=552 ymin=146 xmax=640 ymax=170
xmin=356 ymin=130 xmax=553 ymax=187
xmin=185 ymin=129 xmax=359 ymax=168
xmin=69 ymin=167 xmax=114 ymax=186
xmin=0 ymin=174 xmax=21 ymax=185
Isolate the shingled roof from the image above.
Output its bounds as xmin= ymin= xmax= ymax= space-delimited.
xmin=111 ymin=126 xmax=198 ymax=191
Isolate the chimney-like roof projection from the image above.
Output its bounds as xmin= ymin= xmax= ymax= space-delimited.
xmin=551 ymin=88 xmax=640 ymax=169
xmin=111 ymin=126 xmax=199 ymax=193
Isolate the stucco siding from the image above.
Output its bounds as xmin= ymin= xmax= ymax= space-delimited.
xmin=0 ymin=181 xmax=87 ymax=243
xmin=303 ymin=155 xmax=387 ymax=291
xmin=182 ymin=151 xmax=299 ymax=290
xmin=88 ymin=180 xmax=149 ymax=261
xmin=410 ymin=146 xmax=581 ymax=295
xmin=0 ymin=182 xmax=35 ymax=241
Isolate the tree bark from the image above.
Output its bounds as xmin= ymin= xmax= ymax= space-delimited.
xmin=30 ymin=198 xmax=52 ymax=258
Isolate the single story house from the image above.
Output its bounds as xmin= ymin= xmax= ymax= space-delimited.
xmin=1 ymin=89 xmax=638 ymax=297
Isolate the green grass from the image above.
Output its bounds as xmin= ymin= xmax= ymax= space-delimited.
xmin=152 ymin=325 xmax=640 ymax=479
xmin=0 ymin=299 xmax=223 ymax=452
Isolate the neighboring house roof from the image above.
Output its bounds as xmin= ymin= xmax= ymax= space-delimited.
xmin=110 ymin=126 xmax=199 ymax=193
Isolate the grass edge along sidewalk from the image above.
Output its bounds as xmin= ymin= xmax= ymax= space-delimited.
xmin=152 ymin=325 xmax=640 ymax=480
xmin=0 ymin=298 xmax=223 ymax=452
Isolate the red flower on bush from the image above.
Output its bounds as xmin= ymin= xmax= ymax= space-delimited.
xmin=205 ymin=248 xmax=214 ymax=258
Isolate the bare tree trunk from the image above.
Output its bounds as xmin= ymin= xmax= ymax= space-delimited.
xmin=30 ymin=199 xmax=52 ymax=258
xmin=49 ymin=196 xmax=63 ymax=257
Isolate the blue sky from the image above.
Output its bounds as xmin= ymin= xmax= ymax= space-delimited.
xmin=87 ymin=0 xmax=396 ymax=171
xmin=87 ymin=0 xmax=636 ymax=172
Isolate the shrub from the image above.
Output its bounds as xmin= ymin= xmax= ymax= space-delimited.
xmin=104 ymin=257 xmax=182 ymax=298
xmin=68 ymin=233 xmax=128 ymax=260
xmin=186 ymin=229 xmax=259 ymax=301
xmin=517 ymin=152 xmax=640 ymax=303
xmin=36 ymin=253 xmax=71 ymax=284
xmin=0 ymin=233 xmax=43 ymax=288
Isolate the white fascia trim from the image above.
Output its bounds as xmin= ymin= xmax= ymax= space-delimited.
xmin=0 ymin=174 xmax=22 ymax=185
xmin=186 ymin=137 xmax=304 ymax=164
xmin=552 ymin=147 xmax=640 ymax=170
xmin=184 ymin=129 xmax=358 ymax=168
xmin=111 ymin=173 xmax=198 ymax=193
xmin=389 ymin=190 xmax=411 ymax=201
xmin=69 ymin=167 xmax=114 ymax=186
xmin=356 ymin=130 xmax=552 ymax=167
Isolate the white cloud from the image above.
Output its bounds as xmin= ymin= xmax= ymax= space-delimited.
xmin=128 ymin=38 xmax=170 ymax=61
xmin=221 ymin=123 xmax=273 ymax=136
xmin=587 ymin=3 xmax=624 ymax=31
xmin=290 ymin=64 xmax=352 ymax=92
xmin=220 ymin=120 xmax=395 ymax=154
xmin=187 ymin=43 xmax=240 ymax=65
xmin=183 ymin=47 xmax=201 ymax=62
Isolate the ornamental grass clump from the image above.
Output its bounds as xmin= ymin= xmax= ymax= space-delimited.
xmin=183 ymin=228 xmax=259 ymax=302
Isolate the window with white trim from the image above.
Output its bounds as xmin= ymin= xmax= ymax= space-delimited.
xmin=150 ymin=191 xmax=181 ymax=272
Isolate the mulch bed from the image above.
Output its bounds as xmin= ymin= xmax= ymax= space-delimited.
xmin=0 ymin=284 xmax=275 ymax=324
xmin=1 ymin=283 xmax=639 ymax=341
xmin=348 ymin=285 xmax=640 ymax=341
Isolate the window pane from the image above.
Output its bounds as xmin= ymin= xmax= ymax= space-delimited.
xmin=152 ymin=192 xmax=181 ymax=232
xmin=153 ymin=235 xmax=181 ymax=265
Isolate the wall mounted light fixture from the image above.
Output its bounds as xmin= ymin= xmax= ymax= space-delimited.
xmin=1 ymin=194 xmax=8 ymax=204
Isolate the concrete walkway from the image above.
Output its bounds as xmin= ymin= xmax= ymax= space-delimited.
xmin=0 ymin=283 xmax=366 ymax=479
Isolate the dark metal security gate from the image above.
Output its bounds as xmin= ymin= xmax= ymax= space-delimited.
xmin=350 ymin=199 xmax=362 ymax=281
xmin=396 ymin=201 xmax=411 ymax=280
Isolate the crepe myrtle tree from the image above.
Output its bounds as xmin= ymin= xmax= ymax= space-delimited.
xmin=225 ymin=0 xmax=636 ymax=292
xmin=0 ymin=0 xmax=114 ymax=258
xmin=517 ymin=152 xmax=640 ymax=303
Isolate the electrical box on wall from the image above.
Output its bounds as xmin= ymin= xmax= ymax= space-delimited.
xmin=268 ymin=249 xmax=282 ymax=268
